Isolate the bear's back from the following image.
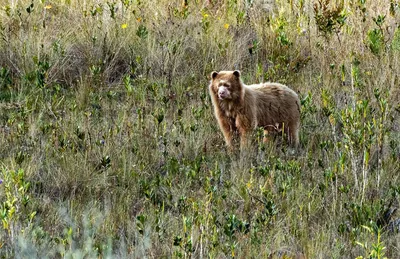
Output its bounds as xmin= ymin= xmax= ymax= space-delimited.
xmin=244 ymin=82 xmax=300 ymax=128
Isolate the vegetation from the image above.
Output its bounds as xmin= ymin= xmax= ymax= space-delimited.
xmin=0 ymin=0 xmax=399 ymax=258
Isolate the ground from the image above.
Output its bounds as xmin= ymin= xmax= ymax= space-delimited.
xmin=0 ymin=0 xmax=399 ymax=258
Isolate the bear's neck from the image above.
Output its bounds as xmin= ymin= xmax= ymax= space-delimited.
xmin=219 ymin=97 xmax=244 ymax=118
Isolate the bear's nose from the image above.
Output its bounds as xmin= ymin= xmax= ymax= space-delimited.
xmin=218 ymin=88 xmax=227 ymax=96
xmin=218 ymin=91 xmax=227 ymax=99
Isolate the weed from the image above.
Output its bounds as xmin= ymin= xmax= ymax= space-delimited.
xmin=0 ymin=0 xmax=399 ymax=258
xmin=314 ymin=0 xmax=347 ymax=40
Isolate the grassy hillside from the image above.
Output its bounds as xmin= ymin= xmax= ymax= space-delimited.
xmin=0 ymin=0 xmax=400 ymax=258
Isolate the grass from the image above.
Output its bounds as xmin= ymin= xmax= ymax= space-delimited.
xmin=0 ymin=0 xmax=400 ymax=258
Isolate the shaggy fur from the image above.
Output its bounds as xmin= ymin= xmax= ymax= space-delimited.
xmin=209 ymin=70 xmax=300 ymax=150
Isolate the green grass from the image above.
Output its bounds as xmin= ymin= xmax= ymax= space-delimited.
xmin=0 ymin=0 xmax=400 ymax=258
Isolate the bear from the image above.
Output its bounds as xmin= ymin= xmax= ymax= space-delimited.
xmin=208 ymin=70 xmax=300 ymax=150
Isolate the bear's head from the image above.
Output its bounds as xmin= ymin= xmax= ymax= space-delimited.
xmin=209 ymin=70 xmax=242 ymax=101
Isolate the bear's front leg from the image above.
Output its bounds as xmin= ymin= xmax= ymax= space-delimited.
xmin=236 ymin=116 xmax=252 ymax=151
xmin=217 ymin=115 xmax=234 ymax=150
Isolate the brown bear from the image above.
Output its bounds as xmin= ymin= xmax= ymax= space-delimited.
xmin=208 ymin=70 xmax=300 ymax=150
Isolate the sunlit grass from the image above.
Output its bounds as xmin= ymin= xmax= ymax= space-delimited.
xmin=0 ymin=0 xmax=399 ymax=258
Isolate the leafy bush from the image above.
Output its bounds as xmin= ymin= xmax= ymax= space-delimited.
xmin=0 ymin=0 xmax=399 ymax=258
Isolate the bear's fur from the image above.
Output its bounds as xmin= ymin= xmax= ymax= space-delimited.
xmin=208 ymin=70 xmax=300 ymax=150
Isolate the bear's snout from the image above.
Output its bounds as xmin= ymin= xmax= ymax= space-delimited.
xmin=218 ymin=87 xmax=230 ymax=100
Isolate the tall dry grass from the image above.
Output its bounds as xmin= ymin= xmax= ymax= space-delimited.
xmin=0 ymin=0 xmax=399 ymax=258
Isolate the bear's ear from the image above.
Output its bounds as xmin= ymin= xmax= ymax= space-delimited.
xmin=233 ymin=70 xmax=241 ymax=78
xmin=211 ymin=71 xmax=218 ymax=79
